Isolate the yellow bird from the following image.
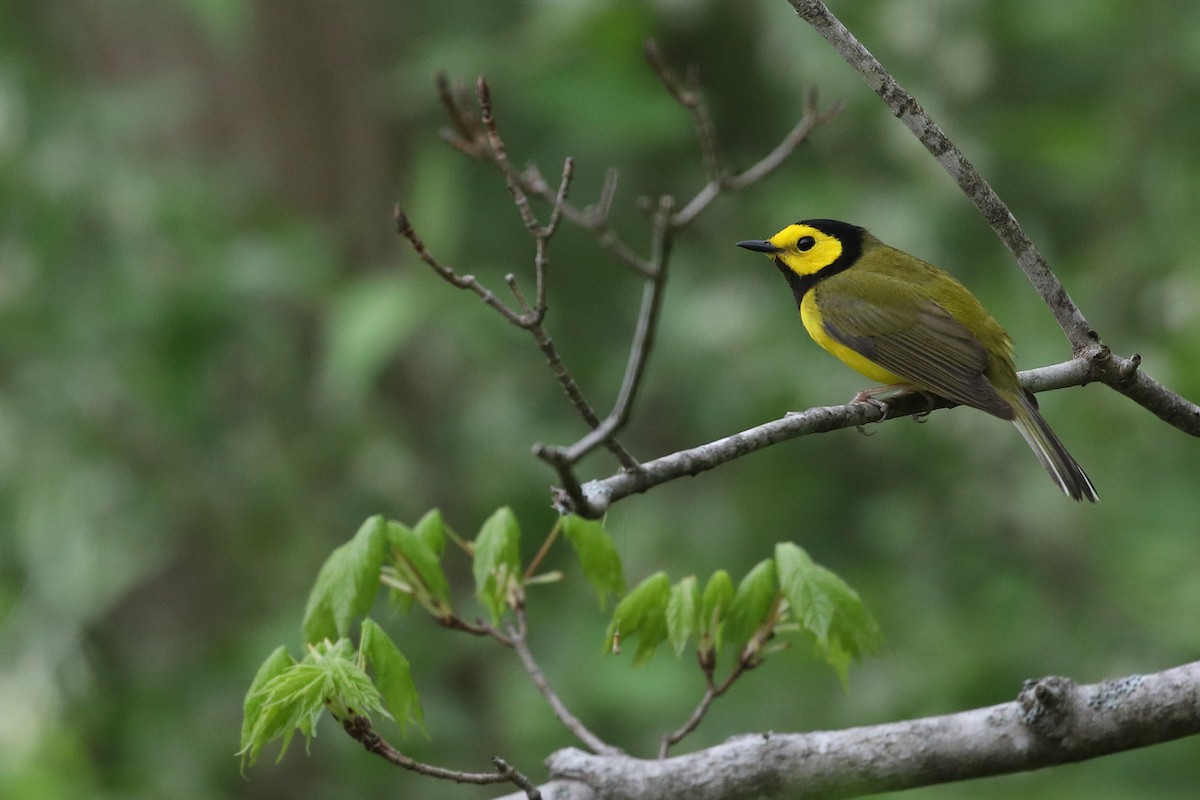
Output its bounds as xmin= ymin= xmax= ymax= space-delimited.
xmin=738 ymin=219 xmax=1097 ymax=502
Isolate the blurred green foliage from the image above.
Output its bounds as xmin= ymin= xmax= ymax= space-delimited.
xmin=1 ymin=1 xmax=1198 ymax=798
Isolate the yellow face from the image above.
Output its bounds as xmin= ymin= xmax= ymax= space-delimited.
xmin=768 ymin=223 xmax=845 ymax=277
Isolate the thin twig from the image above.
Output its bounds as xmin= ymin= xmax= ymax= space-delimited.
xmin=491 ymin=758 xmax=543 ymax=800
xmin=506 ymin=607 xmax=622 ymax=756
xmin=644 ymin=39 xmax=724 ymax=183
xmin=478 ymin=78 xmax=542 ymax=239
xmin=658 ymin=650 xmax=757 ymax=758
xmin=436 ymin=73 xmax=483 ymax=155
xmin=340 ymin=714 xmax=537 ymax=795
xmin=438 ymin=613 xmax=514 ymax=646
xmin=672 ymin=89 xmax=841 ymax=227
xmin=538 ymin=195 xmax=675 ymax=477
xmin=523 ymin=517 xmax=562 ymax=582
xmin=728 ymin=86 xmax=842 ymax=190
xmin=395 ymin=206 xmax=526 ymax=325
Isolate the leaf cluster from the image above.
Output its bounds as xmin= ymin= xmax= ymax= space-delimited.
xmin=240 ymin=507 xmax=881 ymax=770
xmin=607 ymin=543 xmax=881 ymax=686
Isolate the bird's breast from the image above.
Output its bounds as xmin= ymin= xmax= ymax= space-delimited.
xmin=800 ymin=289 xmax=905 ymax=385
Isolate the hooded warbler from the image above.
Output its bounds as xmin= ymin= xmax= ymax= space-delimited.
xmin=737 ymin=219 xmax=1097 ymax=502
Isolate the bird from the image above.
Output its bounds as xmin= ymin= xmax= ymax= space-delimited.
xmin=737 ymin=218 xmax=1098 ymax=502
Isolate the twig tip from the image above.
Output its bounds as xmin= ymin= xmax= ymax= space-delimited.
xmin=476 ymin=76 xmax=492 ymax=110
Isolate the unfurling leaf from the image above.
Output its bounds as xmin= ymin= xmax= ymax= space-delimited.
xmin=240 ymin=646 xmax=296 ymax=767
xmin=666 ymin=576 xmax=700 ymax=656
xmin=239 ymin=639 xmax=382 ymax=768
xmin=473 ymin=507 xmax=522 ymax=622
xmin=412 ymin=508 xmax=447 ymax=557
xmin=387 ymin=520 xmax=451 ymax=616
xmin=700 ymin=569 xmax=735 ymax=653
xmin=605 ymin=571 xmax=670 ymax=663
xmin=302 ymin=516 xmax=387 ymax=644
xmin=562 ymin=514 xmax=625 ymax=608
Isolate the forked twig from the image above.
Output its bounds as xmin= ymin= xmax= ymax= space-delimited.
xmin=659 ymin=648 xmax=758 ymax=758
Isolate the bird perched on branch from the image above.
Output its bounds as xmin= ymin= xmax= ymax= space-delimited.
xmin=738 ymin=218 xmax=1097 ymax=502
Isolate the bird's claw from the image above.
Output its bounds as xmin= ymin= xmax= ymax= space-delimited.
xmin=851 ymin=390 xmax=890 ymax=420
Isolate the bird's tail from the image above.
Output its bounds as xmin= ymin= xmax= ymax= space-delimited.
xmin=1011 ymin=392 xmax=1098 ymax=502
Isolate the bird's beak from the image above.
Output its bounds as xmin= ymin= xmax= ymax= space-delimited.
xmin=735 ymin=239 xmax=782 ymax=254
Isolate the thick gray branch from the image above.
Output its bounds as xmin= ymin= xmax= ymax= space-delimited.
xmin=493 ymin=662 xmax=1200 ymax=800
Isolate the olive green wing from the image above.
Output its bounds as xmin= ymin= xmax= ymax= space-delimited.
xmin=816 ymin=275 xmax=1014 ymax=419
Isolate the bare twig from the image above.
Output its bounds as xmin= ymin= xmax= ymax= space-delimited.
xmin=644 ymin=39 xmax=723 ymax=183
xmin=538 ymin=196 xmax=675 ymax=468
xmin=395 ymin=207 xmax=527 ymax=326
xmin=402 ymin=85 xmax=641 ymax=469
xmin=436 ymin=613 xmax=514 ymax=646
xmin=649 ymin=40 xmax=842 ymax=230
xmin=412 ymin=57 xmax=842 ymax=505
xmin=340 ymin=714 xmax=538 ymax=796
xmin=506 ymin=607 xmax=622 ymax=756
xmin=726 ymin=86 xmax=842 ymax=190
xmin=491 ymin=758 xmax=543 ymax=799
xmin=659 ymin=648 xmax=758 ymax=758
xmin=436 ymin=73 xmax=485 ymax=157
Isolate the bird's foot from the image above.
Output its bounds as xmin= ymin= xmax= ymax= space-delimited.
xmin=910 ymin=391 xmax=938 ymax=423
xmin=850 ymin=384 xmax=909 ymax=421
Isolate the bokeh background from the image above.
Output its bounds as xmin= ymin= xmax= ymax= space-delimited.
xmin=2 ymin=1 xmax=1199 ymax=798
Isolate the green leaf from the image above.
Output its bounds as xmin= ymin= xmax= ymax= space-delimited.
xmin=239 ymin=639 xmax=383 ymax=768
xmin=666 ymin=576 xmax=700 ymax=656
xmin=700 ymin=570 xmax=735 ymax=652
xmin=240 ymin=646 xmax=296 ymax=766
xmin=302 ymin=516 xmax=388 ymax=643
xmin=775 ymin=542 xmax=882 ymax=687
xmin=561 ymin=514 xmax=625 ymax=609
xmin=472 ymin=507 xmax=522 ymax=622
xmin=360 ymin=619 xmax=426 ymax=736
xmin=413 ymin=508 xmax=446 ymax=557
xmin=387 ymin=520 xmax=451 ymax=616
xmin=604 ymin=571 xmax=670 ymax=664
xmin=724 ymin=559 xmax=779 ymax=648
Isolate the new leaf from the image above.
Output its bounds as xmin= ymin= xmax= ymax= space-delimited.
xmin=562 ymin=514 xmax=625 ymax=608
xmin=605 ymin=571 xmax=670 ymax=664
xmin=775 ymin=542 xmax=882 ymax=686
xmin=361 ymin=618 xmax=426 ymax=736
xmin=473 ymin=507 xmax=522 ymax=622
xmin=302 ymin=516 xmax=387 ymax=644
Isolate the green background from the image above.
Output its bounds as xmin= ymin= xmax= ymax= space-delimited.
xmin=2 ymin=1 xmax=1198 ymax=798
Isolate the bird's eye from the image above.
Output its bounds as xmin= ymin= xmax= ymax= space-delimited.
xmin=796 ymin=236 xmax=816 ymax=252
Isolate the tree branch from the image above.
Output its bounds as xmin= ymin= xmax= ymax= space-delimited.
xmin=340 ymin=714 xmax=539 ymax=796
xmin=492 ymin=661 xmax=1200 ymax=799
xmin=566 ymin=357 xmax=1099 ymax=515
xmin=506 ymin=607 xmax=622 ymax=756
